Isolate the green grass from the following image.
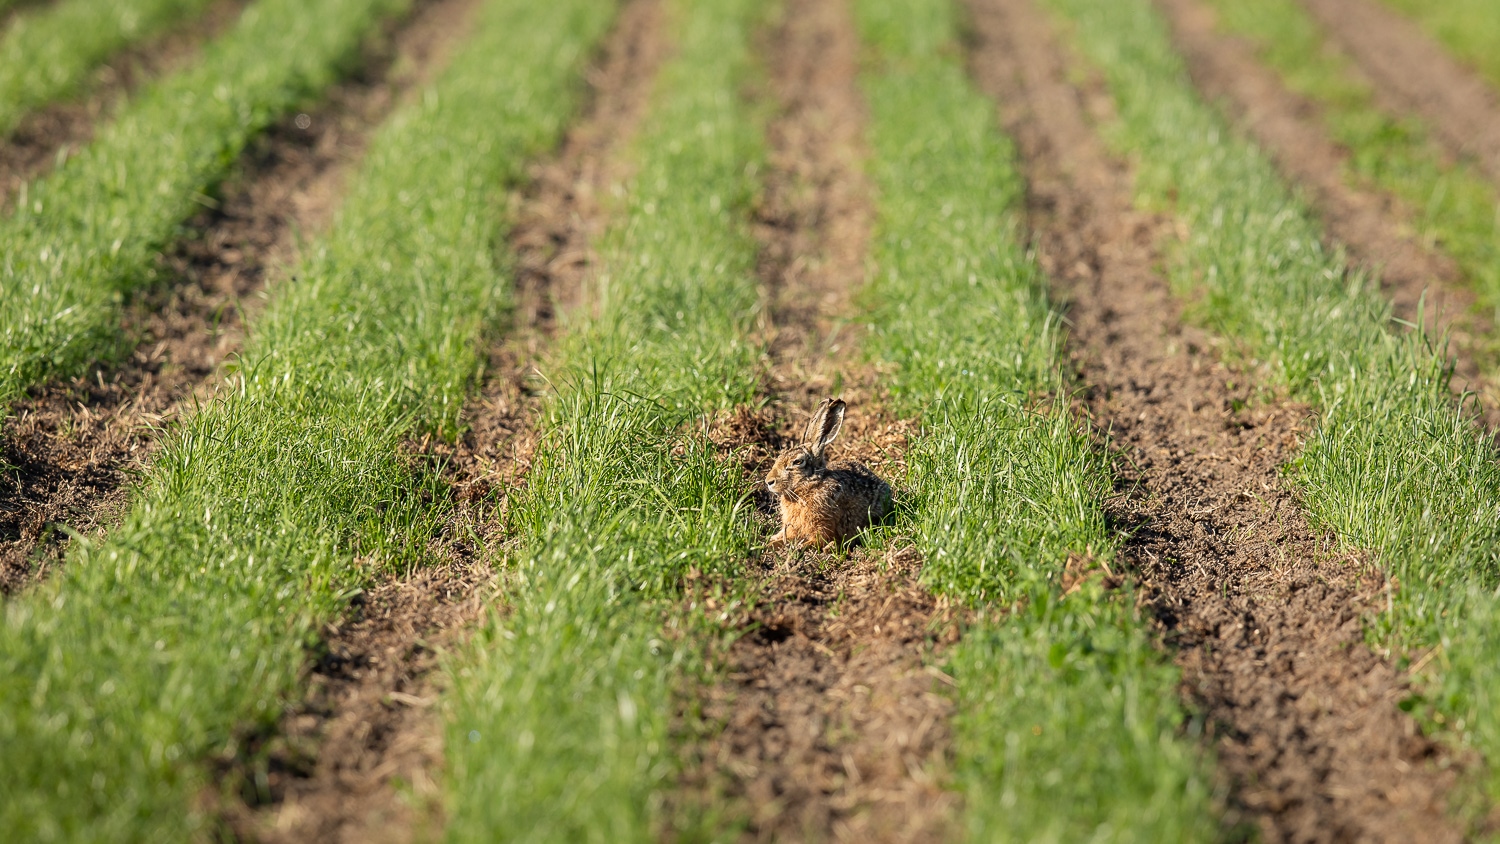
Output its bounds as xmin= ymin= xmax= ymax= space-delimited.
xmin=854 ymin=0 xmax=1221 ymax=839
xmin=440 ymin=0 xmax=767 ymax=839
xmin=1380 ymin=0 xmax=1500 ymax=90
xmin=1205 ymin=0 xmax=1500 ymax=333
xmin=0 ymin=0 xmax=220 ymax=135
xmin=0 ymin=0 xmax=406 ymax=412
xmin=1046 ymin=0 xmax=1500 ymax=815
xmin=0 ymin=0 xmax=611 ymax=839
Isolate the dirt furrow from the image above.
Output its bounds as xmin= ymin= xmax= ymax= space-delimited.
xmin=966 ymin=0 xmax=1464 ymax=841
xmin=209 ymin=2 xmax=670 ymax=840
xmin=1155 ymin=0 xmax=1496 ymax=415
xmin=0 ymin=0 xmax=248 ymax=208
xmin=681 ymin=0 xmax=957 ymax=840
xmin=0 ymin=0 xmax=471 ymax=596
xmin=1299 ymin=0 xmax=1500 ymax=189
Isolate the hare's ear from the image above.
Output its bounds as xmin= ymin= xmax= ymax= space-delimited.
xmin=807 ymin=398 xmax=846 ymax=457
xmin=802 ymin=400 xmax=831 ymax=449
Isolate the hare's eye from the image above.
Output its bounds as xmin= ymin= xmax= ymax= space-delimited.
xmin=792 ymin=456 xmax=805 ymax=466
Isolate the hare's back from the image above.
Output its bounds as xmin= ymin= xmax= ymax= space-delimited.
xmin=829 ymin=461 xmax=890 ymax=518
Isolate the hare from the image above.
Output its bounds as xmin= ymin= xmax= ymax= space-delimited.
xmin=765 ymin=398 xmax=891 ymax=548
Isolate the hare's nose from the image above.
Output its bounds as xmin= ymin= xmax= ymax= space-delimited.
xmin=765 ymin=479 xmax=776 ymax=491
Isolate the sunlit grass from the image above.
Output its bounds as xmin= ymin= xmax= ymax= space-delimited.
xmin=0 ymin=0 xmax=221 ymax=135
xmin=1206 ymin=0 xmax=1500 ymax=339
xmin=0 ymin=0 xmax=405 ymax=411
xmin=440 ymin=0 xmax=767 ymax=839
xmin=1048 ymin=0 xmax=1500 ymax=814
xmin=854 ymin=0 xmax=1220 ymax=839
xmin=0 ymin=1 xmax=610 ymax=838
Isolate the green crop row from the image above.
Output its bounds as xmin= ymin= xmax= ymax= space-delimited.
xmin=0 ymin=0 xmax=611 ymax=838
xmin=439 ymin=0 xmax=767 ymax=839
xmin=1046 ymin=0 xmax=1500 ymax=814
xmin=853 ymin=0 xmax=1221 ymax=839
xmin=1205 ymin=0 xmax=1500 ymax=342
xmin=1380 ymin=0 xmax=1500 ymax=91
xmin=0 ymin=0 xmax=406 ymax=412
xmin=0 ymin=0 xmax=221 ymax=136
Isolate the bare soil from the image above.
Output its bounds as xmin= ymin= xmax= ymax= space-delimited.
xmin=677 ymin=1 xmax=959 ymax=840
xmin=967 ymin=0 xmax=1466 ymax=840
xmin=1299 ymin=0 xmax=1500 ymax=189
xmin=1155 ymin=0 xmax=1499 ymax=418
xmin=506 ymin=0 xmax=670 ymax=335
xmin=696 ymin=406 xmax=957 ymax=844
xmin=208 ymin=1 xmax=671 ymax=840
xmin=0 ymin=0 xmax=468 ymax=595
xmin=0 ymin=0 xmax=248 ymax=208
xmin=212 ymin=556 xmax=492 ymax=844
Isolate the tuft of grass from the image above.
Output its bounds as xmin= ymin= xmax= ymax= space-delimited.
xmin=854 ymin=0 xmax=1221 ymax=839
xmin=0 ymin=1 xmax=612 ymax=839
xmin=1379 ymin=0 xmax=1500 ymax=91
xmin=951 ymin=590 xmax=1219 ymax=842
xmin=858 ymin=0 xmax=1099 ymax=604
xmin=0 ymin=0 xmax=221 ymax=135
xmin=0 ymin=0 xmax=406 ymax=412
xmin=1046 ymin=0 xmax=1500 ymax=814
xmin=1205 ymin=0 xmax=1500 ymax=339
xmin=439 ymin=0 xmax=767 ymax=839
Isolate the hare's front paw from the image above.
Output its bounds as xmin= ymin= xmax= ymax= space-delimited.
xmin=769 ymin=530 xmax=810 ymax=551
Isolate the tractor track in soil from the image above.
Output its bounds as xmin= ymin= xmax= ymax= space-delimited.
xmin=0 ymin=0 xmax=469 ymax=595
xmin=0 ymin=0 xmax=248 ymax=208
xmin=968 ymin=0 xmax=1465 ymax=841
xmin=208 ymin=1 xmax=670 ymax=840
xmin=680 ymin=0 xmax=959 ymax=840
xmin=1155 ymin=0 xmax=1498 ymax=419
xmin=1298 ymin=0 xmax=1500 ymax=191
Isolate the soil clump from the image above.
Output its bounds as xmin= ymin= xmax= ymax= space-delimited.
xmin=1155 ymin=0 xmax=1497 ymax=418
xmin=0 ymin=0 xmax=247 ymax=207
xmin=1299 ymin=0 xmax=1500 ymax=189
xmin=208 ymin=1 xmax=671 ymax=840
xmin=679 ymin=0 xmax=958 ymax=840
xmin=0 ymin=0 xmax=468 ymax=594
xmin=966 ymin=0 xmax=1465 ymax=840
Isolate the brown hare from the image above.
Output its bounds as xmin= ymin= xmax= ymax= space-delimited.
xmin=765 ymin=398 xmax=891 ymax=548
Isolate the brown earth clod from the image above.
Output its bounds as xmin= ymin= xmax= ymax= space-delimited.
xmin=966 ymin=0 xmax=1466 ymax=841
xmin=0 ymin=0 xmax=474 ymax=596
xmin=208 ymin=1 xmax=671 ymax=840
xmin=1154 ymin=0 xmax=1499 ymax=419
xmin=677 ymin=0 xmax=959 ymax=840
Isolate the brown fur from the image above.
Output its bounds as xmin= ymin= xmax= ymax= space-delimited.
xmin=765 ymin=399 xmax=891 ymax=547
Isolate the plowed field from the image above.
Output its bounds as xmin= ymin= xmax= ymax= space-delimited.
xmin=4 ymin=0 xmax=1500 ymax=841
